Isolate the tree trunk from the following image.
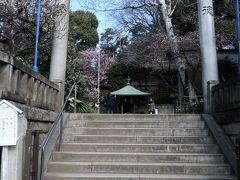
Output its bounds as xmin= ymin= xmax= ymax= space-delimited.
xmin=157 ymin=0 xmax=198 ymax=106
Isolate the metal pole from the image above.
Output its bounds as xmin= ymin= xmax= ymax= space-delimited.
xmin=32 ymin=0 xmax=41 ymax=73
xmin=97 ymin=48 xmax=100 ymax=114
xmin=74 ymin=85 xmax=77 ymax=113
xmin=236 ymin=0 xmax=240 ymax=77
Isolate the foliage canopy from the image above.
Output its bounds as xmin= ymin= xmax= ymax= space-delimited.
xmin=69 ymin=11 xmax=99 ymax=51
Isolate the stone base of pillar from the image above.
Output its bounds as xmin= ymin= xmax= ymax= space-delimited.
xmin=207 ymin=80 xmax=219 ymax=113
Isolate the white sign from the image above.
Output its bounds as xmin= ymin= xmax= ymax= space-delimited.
xmin=0 ymin=100 xmax=22 ymax=146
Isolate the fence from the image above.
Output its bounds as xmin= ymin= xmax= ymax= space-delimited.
xmin=174 ymin=96 xmax=203 ymax=114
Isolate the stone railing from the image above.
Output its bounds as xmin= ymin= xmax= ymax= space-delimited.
xmin=208 ymin=78 xmax=240 ymax=144
xmin=208 ymin=78 xmax=240 ymax=178
xmin=0 ymin=47 xmax=60 ymax=111
xmin=209 ymin=78 xmax=240 ymax=112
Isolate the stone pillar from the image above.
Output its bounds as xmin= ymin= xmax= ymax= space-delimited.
xmin=197 ymin=0 xmax=219 ymax=112
xmin=0 ymin=100 xmax=27 ymax=180
xmin=207 ymin=80 xmax=219 ymax=113
xmin=51 ymin=79 xmax=63 ymax=111
xmin=0 ymin=43 xmax=12 ymax=95
xmin=49 ymin=0 xmax=70 ymax=109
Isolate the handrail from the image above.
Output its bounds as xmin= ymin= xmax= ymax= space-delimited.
xmin=38 ymin=82 xmax=76 ymax=180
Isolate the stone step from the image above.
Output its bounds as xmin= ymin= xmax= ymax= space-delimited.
xmin=66 ymin=120 xmax=205 ymax=128
xmin=61 ymin=143 xmax=219 ymax=153
xmin=63 ymin=135 xmax=214 ymax=144
xmin=64 ymin=127 xmax=209 ymax=136
xmin=44 ymin=114 xmax=237 ymax=179
xmin=65 ymin=114 xmax=201 ymax=122
xmin=44 ymin=173 xmax=237 ymax=180
xmin=46 ymin=161 xmax=231 ymax=175
xmin=52 ymin=152 xmax=225 ymax=164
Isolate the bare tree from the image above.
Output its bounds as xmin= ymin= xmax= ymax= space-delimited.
xmin=113 ymin=0 xmax=199 ymax=104
xmin=0 ymin=0 xmax=60 ymax=73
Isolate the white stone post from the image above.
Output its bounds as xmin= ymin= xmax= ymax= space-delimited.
xmin=49 ymin=0 xmax=70 ymax=108
xmin=197 ymin=0 xmax=219 ymax=112
xmin=0 ymin=100 xmax=27 ymax=180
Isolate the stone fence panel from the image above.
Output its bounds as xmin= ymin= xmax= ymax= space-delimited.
xmin=0 ymin=49 xmax=60 ymax=111
xmin=211 ymin=78 xmax=240 ymax=112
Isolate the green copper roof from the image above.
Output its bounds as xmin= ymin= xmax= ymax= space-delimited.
xmin=111 ymin=84 xmax=150 ymax=96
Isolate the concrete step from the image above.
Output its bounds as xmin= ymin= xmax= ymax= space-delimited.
xmin=44 ymin=173 xmax=238 ymax=180
xmin=64 ymin=127 xmax=209 ymax=136
xmin=66 ymin=120 xmax=205 ymax=128
xmin=63 ymin=135 xmax=214 ymax=144
xmin=52 ymin=152 xmax=225 ymax=164
xmin=61 ymin=143 xmax=219 ymax=153
xmin=44 ymin=114 xmax=237 ymax=179
xmin=46 ymin=161 xmax=231 ymax=175
xmin=65 ymin=114 xmax=201 ymax=122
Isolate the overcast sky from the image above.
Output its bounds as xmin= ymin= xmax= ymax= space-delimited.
xmin=70 ymin=0 xmax=120 ymax=35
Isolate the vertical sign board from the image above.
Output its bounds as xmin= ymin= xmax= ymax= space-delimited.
xmin=0 ymin=100 xmax=22 ymax=146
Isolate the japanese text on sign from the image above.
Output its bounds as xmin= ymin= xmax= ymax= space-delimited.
xmin=202 ymin=6 xmax=213 ymax=16
xmin=0 ymin=106 xmax=18 ymax=146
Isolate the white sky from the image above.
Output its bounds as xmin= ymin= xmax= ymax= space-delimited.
xmin=70 ymin=0 xmax=120 ymax=36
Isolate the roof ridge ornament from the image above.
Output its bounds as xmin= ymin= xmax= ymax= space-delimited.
xmin=127 ymin=76 xmax=131 ymax=85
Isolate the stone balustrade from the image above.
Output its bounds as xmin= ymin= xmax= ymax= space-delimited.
xmin=208 ymin=79 xmax=240 ymax=177
xmin=0 ymin=46 xmax=60 ymax=111
xmin=210 ymin=78 xmax=240 ymax=112
xmin=209 ymin=78 xmax=240 ymax=151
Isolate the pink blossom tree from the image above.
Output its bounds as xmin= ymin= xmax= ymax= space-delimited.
xmin=77 ymin=48 xmax=115 ymax=86
xmin=76 ymin=47 xmax=115 ymax=102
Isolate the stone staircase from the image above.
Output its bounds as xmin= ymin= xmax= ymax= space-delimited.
xmin=44 ymin=114 xmax=237 ymax=180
